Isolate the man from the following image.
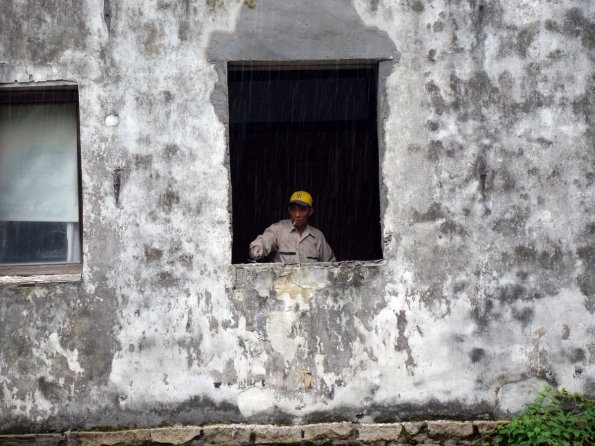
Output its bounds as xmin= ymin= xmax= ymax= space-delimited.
xmin=249 ymin=191 xmax=335 ymax=264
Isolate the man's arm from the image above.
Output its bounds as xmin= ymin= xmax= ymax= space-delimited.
xmin=319 ymin=233 xmax=336 ymax=262
xmin=249 ymin=225 xmax=279 ymax=261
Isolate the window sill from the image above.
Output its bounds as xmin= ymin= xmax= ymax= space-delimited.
xmin=0 ymin=263 xmax=82 ymax=285
xmin=233 ymin=260 xmax=385 ymax=297
xmin=233 ymin=259 xmax=385 ymax=269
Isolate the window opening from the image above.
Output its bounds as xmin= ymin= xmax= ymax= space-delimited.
xmin=228 ymin=63 xmax=382 ymax=264
xmin=0 ymin=87 xmax=82 ymax=268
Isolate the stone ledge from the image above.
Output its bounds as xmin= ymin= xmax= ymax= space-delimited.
xmin=0 ymin=421 xmax=505 ymax=446
xmin=356 ymin=424 xmax=402 ymax=442
xmin=149 ymin=427 xmax=202 ymax=444
xmin=0 ymin=434 xmax=66 ymax=446
xmin=72 ymin=429 xmax=152 ymax=446
xmin=251 ymin=426 xmax=303 ymax=444
xmin=427 ymin=421 xmax=474 ymax=438
xmin=302 ymin=422 xmax=354 ymax=442
xmin=200 ymin=425 xmax=253 ymax=444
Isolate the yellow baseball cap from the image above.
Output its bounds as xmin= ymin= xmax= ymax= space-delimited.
xmin=289 ymin=191 xmax=313 ymax=207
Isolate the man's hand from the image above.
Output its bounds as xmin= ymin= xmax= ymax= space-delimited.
xmin=249 ymin=245 xmax=264 ymax=261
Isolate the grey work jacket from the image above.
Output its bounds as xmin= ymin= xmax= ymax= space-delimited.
xmin=250 ymin=219 xmax=336 ymax=264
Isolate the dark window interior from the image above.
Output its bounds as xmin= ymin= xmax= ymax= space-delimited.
xmin=228 ymin=63 xmax=382 ymax=264
xmin=0 ymin=222 xmax=68 ymax=263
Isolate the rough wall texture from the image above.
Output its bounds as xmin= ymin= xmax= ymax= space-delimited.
xmin=0 ymin=0 xmax=593 ymax=433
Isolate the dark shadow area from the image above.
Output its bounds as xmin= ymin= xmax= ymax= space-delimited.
xmin=229 ymin=64 xmax=382 ymax=263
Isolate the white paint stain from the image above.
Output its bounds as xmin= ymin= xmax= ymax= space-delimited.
xmin=237 ymin=387 xmax=276 ymax=418
xmin=105 ymin=114 xmax=120 ymax=127
xmin=44 ymin=333 xmax=85 ymax=375
xmin=274 ymin=274 xmax=313 ymax=301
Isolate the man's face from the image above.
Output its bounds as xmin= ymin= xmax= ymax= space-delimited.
xmin=288 ymin=204 xmax=313 ymax=229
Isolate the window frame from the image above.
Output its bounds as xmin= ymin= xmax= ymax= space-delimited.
xmin=226 ymin=60 xmax=384 ymax=265
xmin=0 ymin=82 xmax=83 ymax=278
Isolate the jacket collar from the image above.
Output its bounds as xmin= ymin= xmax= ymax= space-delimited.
xmin=288 ymin=220 xmax=315 ymax=238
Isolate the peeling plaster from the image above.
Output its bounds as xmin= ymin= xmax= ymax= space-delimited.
xmin=42 ymin=333 xmax=85 ymax=376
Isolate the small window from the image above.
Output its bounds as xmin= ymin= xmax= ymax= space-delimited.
xmin=228 ymin=63 xmax=382 ymax=264
xmin=0 ymin=86 xmax=82 ymax=273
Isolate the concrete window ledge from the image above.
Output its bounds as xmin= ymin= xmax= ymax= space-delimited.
xmin=0 ymin=421 xmax=507 ymax=446
xmin=234 ymin=260 xmax=386 ymax=271
xmin=0 ymin=263 xmax=83 ymax=285
xmin=0 ymin=273 xmax=82 ymax=286
xmin=233 ymin=261 xmax=385 ymax=300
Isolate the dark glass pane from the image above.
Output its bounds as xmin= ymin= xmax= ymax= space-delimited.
xmin=0 ymin=221 xmax=68 ymax=263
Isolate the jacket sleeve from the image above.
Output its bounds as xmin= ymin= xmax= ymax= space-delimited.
xmin=319 ymin=234 xmax=336 ymax=262
xmin=249 ymin=224 xmax=279 ymax=259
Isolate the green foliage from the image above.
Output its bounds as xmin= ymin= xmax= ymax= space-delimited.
xmin=478 ymin=387 xmax=595 ymax=446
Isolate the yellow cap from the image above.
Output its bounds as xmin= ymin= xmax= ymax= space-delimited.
xmin=289 ymin=191 xmax=313 ymax=207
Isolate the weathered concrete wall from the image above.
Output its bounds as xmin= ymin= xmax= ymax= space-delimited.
xmin=0 ymin=0 xmax=593 ymax=433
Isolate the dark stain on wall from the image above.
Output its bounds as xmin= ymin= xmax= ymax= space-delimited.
xmin=439 ymin=220 xmax=467 ymax=237
xmin=154 ymin=271 xmax=179 ymax=287
xmin=412 ymin=203 xmax=444 ymax=222
xmin=470 ymin=348 xmax=486 ymax=363
xmin=428 ymin=140 xmax=451 ymax=161
xmin=496 ymin=284 xmax=527 ymax=304
xmin=425 ymin=80 xmax=447 ymax=116
xmin=568 ymin=348 xmax=586 ymax=363
xmin=134 ymin=154 xmax=153 ymax=170
xmin=492 ymin=207 xmax=529 ymax=236
xmin=0 ymin=0 xmax=90 ymax=64
xmin=139 ymin=23 xmax=162 ymax=57
xmin=0 ymin=284 xmax=120 ymax=427
xmin=164 ymin=144 xmax=179 ymax=158
xmin=546 ymin=8 xmax=595 ymax=49
xmin=470 ymin=298 xmax=495 ymax=332
xmin=144 ymin=245 xmax=164 ymax=262
xmin=449 ymin=71 xmax=500 ymax=121
xmin=498 ymin=23 xmax=539 ymax=58
xmin=511 ymin=307 xmax=534 ymax=327
xmin=514 ymin=245 xmax=563 ymax=270
xmin=426 ymin=120 xmax=440 ymax=131
xmin=408 ymin=0 xmax=424 ymax=13
xmin=103 ymin=0 xmax=112 ymax=32
xmin=396 ymin=310 xmax=416 ymax=373
xmin=38 ymin=376 xmax=66 ymax=403
xmin=158 ymin=185 xmax=180 ymax=213
xmin=304 ymin=398 xmax=496 ymax=424
xmin=576 ymin=245 xmax=594 ymax=300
